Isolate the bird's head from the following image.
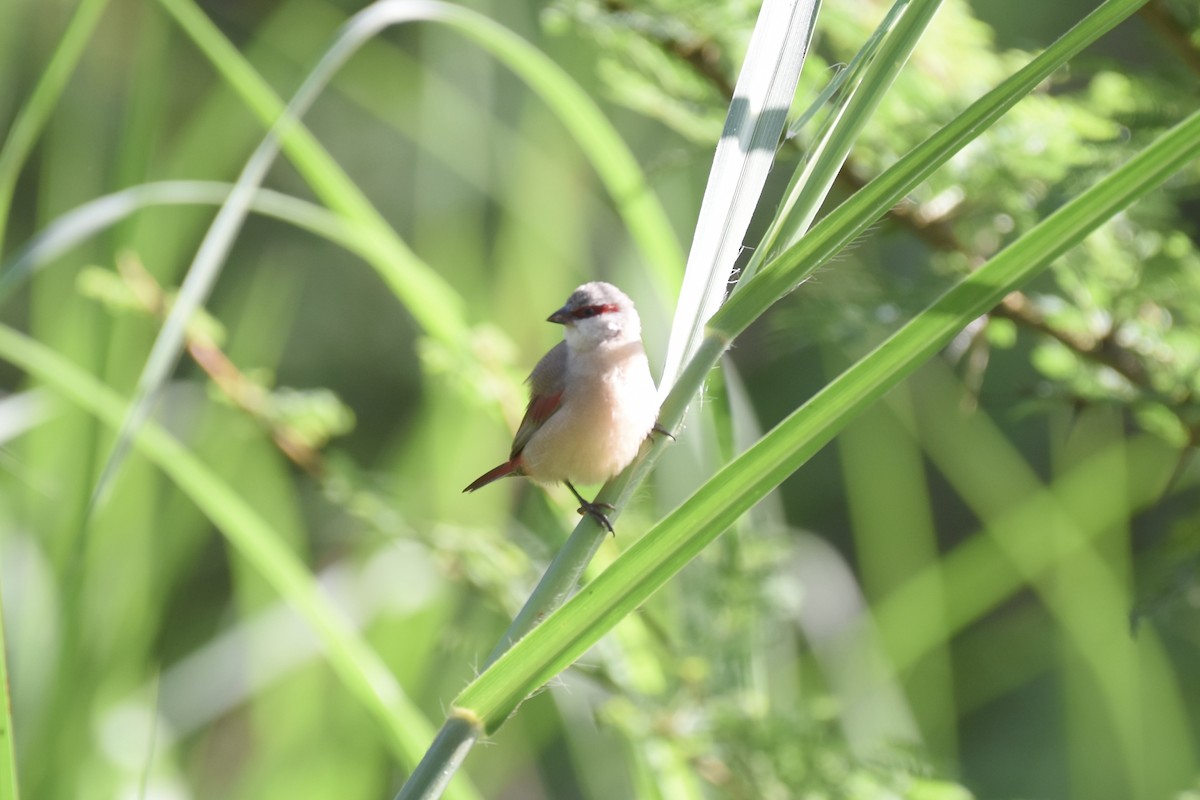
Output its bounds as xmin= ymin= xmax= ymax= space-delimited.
xmin=548 ymin=281 xmax=642 ymax=352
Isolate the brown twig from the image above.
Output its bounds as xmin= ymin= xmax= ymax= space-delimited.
xmin=601 ymin=0 xmax=736 ymax=97
xmin=115 ymin=253 xmax=325 ymax=475
xmin=1139 ymin=0 xmax=1200 ymax=78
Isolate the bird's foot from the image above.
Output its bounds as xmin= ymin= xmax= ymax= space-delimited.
xmin=576 ymin=500 xmax=616 ymax=535
xmin=565 ymin=481 xmax=616 ymax=535
xmin=651 ymin=421 xmax=676 ymax=441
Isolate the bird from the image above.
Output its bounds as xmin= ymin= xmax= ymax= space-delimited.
xmin=464 ymin=281 xmax=660 ymax=533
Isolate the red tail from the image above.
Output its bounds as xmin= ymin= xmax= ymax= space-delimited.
xmin=464 ymin=459 xmax=522 ymax=492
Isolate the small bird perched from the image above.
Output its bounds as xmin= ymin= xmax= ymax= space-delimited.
xmin=464 ymin=281 xmax=659 ymax=532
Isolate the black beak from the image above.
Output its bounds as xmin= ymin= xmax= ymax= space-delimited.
xmin=547 ymin=305 xmax=572 ymax=325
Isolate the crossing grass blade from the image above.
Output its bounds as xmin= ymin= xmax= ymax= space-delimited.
xmin=0 ymin=181 xmax=358 ymax=298
xmin=0 ymin=0 xmax=109 ymax=255
xmin=658 ymin=0 xmax=820 ymax=392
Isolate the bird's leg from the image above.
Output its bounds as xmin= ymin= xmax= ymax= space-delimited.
xmin=651 ymin=421 xmax=676 ymax=441
xmin=565 ymin=481 xmax=615 ymax=535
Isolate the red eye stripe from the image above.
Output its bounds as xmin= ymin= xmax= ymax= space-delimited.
xmin=571 ymin=303 xmax=620 ymax=319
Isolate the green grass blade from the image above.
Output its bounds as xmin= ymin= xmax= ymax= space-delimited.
xmin=0 ymin=0 xmax=108 ymax=255
xmin=452 ymin=104 xmax=1200 ymax=731
xmin=0 ymin=595 xmax=19 ymax=800
xmin=658 ymin=0 xmax=819 ymax=391
xmin=0 ymin=323 xmax=481 ymax=800
xmin=0 ymin=181 xmax=358 ymax=297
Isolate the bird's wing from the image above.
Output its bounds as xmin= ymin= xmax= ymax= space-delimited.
xmin=510 ymin=341 xmax=568 ymax=458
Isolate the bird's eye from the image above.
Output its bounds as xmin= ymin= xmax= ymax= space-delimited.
xmin=572 ymin=303 xmax=619 ymax=319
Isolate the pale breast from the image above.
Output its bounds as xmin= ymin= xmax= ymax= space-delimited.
xmin=520 ymin=347 xmax=657 ymax=486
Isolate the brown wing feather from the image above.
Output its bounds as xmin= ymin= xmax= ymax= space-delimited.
xmin=510 ymin=341 xmax=568 ymax=457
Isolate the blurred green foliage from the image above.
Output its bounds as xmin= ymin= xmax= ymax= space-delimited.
xmin=1 ymin=0 xmax=1198 ymax=798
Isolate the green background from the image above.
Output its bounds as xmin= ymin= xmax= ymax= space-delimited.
xmin=1 ymin=0 xmax=1198 ymax=798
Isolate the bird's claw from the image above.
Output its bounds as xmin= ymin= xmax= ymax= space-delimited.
xmin=577 ymin=501 xmax=616 ymax=535
xmin=651 ymin=421 xmax=676 ymax=441
xmin=564 ymin=481 xmax=617 ymax=535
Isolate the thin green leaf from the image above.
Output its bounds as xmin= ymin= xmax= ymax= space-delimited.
xmin=0 ymin=596 xmax=19 ymax=800
xmin=659 ymin=0 xmax=819 ymax=392
xmin=0 ymin=181 xmax=358 ymax=298
xmin=0 ymin=0 xmax=109 ymax=255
